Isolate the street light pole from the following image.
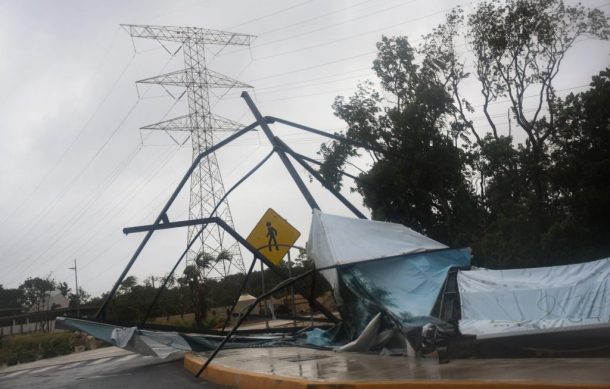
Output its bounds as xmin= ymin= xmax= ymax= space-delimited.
xmin=69 ymin=259 xmax=80 ymax=318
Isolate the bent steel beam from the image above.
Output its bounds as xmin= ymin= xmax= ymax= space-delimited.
xmin=266 ymin=116 xmax=384 ymax=153
xmin=241 ymin=92 xmax=320 ymax=211
xmin=289 ymin=151 xmax=361 ymax=182
xmin=275 ymin=139 xmax=367 ymax=220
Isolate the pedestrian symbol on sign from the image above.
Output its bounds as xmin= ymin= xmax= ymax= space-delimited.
xmin=246 ymin=208 xmax=301 ymax=266
xmin=266 ymin=221 xmax=279 ymax=251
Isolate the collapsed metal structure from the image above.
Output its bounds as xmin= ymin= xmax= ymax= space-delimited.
xmin=95 ymin=92 xmax=376 ymax=348
xmin=63 ymin=93 xmax=610 ymax=378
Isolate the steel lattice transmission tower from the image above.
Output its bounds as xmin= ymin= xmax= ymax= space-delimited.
xmin=123 ymin=24 xmax=254 ymax=278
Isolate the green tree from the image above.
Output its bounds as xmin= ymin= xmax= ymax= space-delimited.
xmin=319 ymin=0 xmax=610 ymax=268
xmin=118 ymin=276 xmax=137 ymax=294
xmin=57 ymin=281 xmax=70 ymax=298
xmin=18 ymin=277 xmax=57 ymax=332
xmin=546 ymin=68 xmax=610 ymax=262
xmin=320 ymin=36 xmax=481 ymax=246
xmin=19 ymin=277 xmax=56 ymax=312
xmin=68 ymin=287 xmax=90 ymax=308
xmin=463 ymin=0 xmax=609 ymax=265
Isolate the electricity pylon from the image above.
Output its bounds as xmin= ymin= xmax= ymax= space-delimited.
xmin=123 ymin=24 xmax=253 ymax=278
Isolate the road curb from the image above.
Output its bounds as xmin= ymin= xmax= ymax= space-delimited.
xmin=184 ymin=352 xmax=608 ymax=389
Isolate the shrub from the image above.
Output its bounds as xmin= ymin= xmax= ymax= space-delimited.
xmin=0 ymin=332 xmax=73 ymax=366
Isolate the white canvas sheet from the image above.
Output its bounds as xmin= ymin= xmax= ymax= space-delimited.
xmin=307 ymin=209 xmax=446 ymax=299
xmin=457 ymin=257 xmax=610 ymax=337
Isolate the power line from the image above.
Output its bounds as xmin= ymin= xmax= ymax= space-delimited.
xmin=4 ymin=143 xmax=184 ymax=288
xmin=252 ymin=0 xmax=421 ymax=50
xmin=6 ymin=76 xmax=190 ymax=285
xmin=258 ymin=86 xmax=360 ymax=103
xmin=223 ymin=0 xmax=315 ymax=30
xmin=2 ymin=52 xmax=179 ymax=260
xmin=242 ymin=3 xmax=474 ymax=83
xmin=1 ymin=98 xmax=142 ymax=264
xmin=48 ymin=88 xmax=189 ymax=272
xmin=247 ymin=50 xmax=377 ymax=82
xmin=255 ymin=67 xmax=374 ymax=90
xmin=217 ymin=0 xmax=418 ymax=58
xmin=9 ymin=146 xmax=147 ymax=282
xmin=0 ymin=53 xmax=137 ymax=225
xmin=256 ymin=0 xmax=374 ymax=37
xmin=57 ymin=146 xmax=184 ymax=270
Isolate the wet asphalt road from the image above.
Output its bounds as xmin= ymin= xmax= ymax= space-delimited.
xmin=0 ymin=349 xmax=220 ymax=388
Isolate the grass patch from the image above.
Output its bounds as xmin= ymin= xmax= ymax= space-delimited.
xmin=0 ymin=332 xmax=72 ymax=367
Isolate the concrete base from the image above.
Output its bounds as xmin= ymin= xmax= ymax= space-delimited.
xmin=184 ymin=347 xmax=610 ymax=388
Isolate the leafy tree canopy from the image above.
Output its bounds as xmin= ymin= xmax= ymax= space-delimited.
xmin=318 ymin=0 xmax=610 ymax=268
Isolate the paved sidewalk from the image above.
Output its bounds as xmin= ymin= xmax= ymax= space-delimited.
xmin=185 ymin=346 xmax=610 ymax=388
xmin=1 ymin=347 xmax=220 ymax=389
xmin=0 ymin=346 xmax=132 ymax=373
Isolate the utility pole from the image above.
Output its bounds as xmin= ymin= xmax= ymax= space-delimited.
xmin=122 ymin=24 xmax=253 ymax=279
xmin=69 ymin=259 xmax=80 ymax=318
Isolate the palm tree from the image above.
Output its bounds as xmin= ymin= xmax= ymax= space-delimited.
xmin=184 ymin=250 xmax=232 ymax=326
xmin=118 ymin=276 xmax=137 ymax=294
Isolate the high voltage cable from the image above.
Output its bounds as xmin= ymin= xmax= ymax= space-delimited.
xmin=4 ymin=99 xmax=140 ymax=243
xmin=2 ymin=103 xmax=178 ymax=282
xmin=0 ymin=53 xmax=137 ymax=226
xmin=255 ymin=0 xmax=374 ymax=37
xmin=38 ymin=94 xmax=186 ymax=276
xmin=252 ymin=0 xmax=421 ymax=50
xmin=76 ymin=154 xmax=191 ymax=288
xmin=13 ymin=88 xmax=188 ymax=283
xmin=1 ymin=98 xmax=143 ymax=261
xmin=250 ymin=10 xmax=468 ymax=63
xmin=55 ymin=146 xmax=184 ymax=270
xmin=74 ymin=159 xmax=182 ymax=272
xmin=258 ymin=86 xmax=360 ymax=103
xmin=0 ymin=109 xmax=145 ymax=283
xmin=43 ymin=147 xmax=146 ymax=266
xmin=7 ymin=1 xmax=607 ymax=288
xmin=255 ymin=67 xmax=375 ymax=90
xmin=470 ymin=84 xmax=590 ymax=111
xmin=218 ymin=0 xmax=419 ymax=57
xmin=4 ymin=145 xmax=183 ymax=287
xmin=2 ymin=53 xmax=178 ymax=256
xmin=254 ymin=71 xmax=375 ymax=94
xmin=8 ymin=146 xmax=147 ymax=283
xmin=243 ymin=3 xmax=474 ymax=82
xmin=247 ymin=51 xmax=377 ymax=82
xmin=222 ymin=0 xmax=314 ymax=30
xmin=252 ymin=76 xmax=591 ymax=109
xmin=239 ymin=1 xmax=605 ymax=90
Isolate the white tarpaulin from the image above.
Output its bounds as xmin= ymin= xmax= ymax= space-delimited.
xmin=307 ymin=209 xmax=447 ymax=302
xmin=457 ymin=257 xmax=610 ymax=337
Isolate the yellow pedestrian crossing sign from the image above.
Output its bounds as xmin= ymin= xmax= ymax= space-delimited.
xmin=246 ymin=208 xmax=300 ymax=266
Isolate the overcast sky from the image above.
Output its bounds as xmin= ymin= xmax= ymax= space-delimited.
xmin=1 ymin=0 xmax=609 ymax=296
